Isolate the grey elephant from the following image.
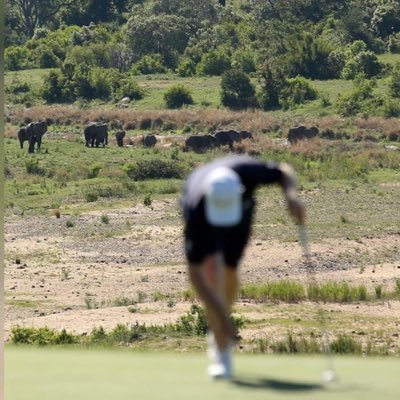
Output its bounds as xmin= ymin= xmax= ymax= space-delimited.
xmin=185 ymin=134 xmax=218 ymax=153
xmin=18 ymin=121 xmax=47 ymax=153
xmin=287 ymin=126 xmax=319 ymax=144
xmin=115 ymin=130 xmax=126 ymax=147
xmin=142 ymin=134 xmax=157 ymax=147
xmin=84 ymin=123 xmax=108 ymax=147
xmin=213 ymin=129 xmax=254 ymax=150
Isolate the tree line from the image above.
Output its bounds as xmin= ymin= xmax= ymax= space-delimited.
xmin=5 ymin=0 xmax=400 ymax=115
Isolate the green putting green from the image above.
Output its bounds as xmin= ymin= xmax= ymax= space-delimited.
xmin=4 ymin=346 xmax=400 ymax=400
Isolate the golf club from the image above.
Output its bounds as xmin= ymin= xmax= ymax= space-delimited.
xmin=298 ymin=224 xmax=338 ymax=383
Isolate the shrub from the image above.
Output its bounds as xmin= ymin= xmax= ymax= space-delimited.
xmin=231 ymin=49 xmax=256 ymax=74
xmin=131 ymin=54 xmax=167 ymax=74
xmin=41 ymin=70 xmax=66 ymax=103
xmin=220 ymin=69 xmax=257 ymax=110
xmin=11 ymin=326 xmax=77 ymax=345
xmin=25 ymin=159 xmax=46 ymax=176
xmin=279 ymin=76 xmax=318 ymax=109
xmin=124 ymin=159 xmax=187 ymax=180
xmin=6 ymin=77 xmax=30 ymax=94
xmin=388 ymin=33 xmax=400 ymax=53
xmin=330 ymin=334 xmax=362 ymax=354
xmin=336 ymin=76 xmax=376 ymax=117
xmin=284 ymin=32 xmax=336 ymax=79
xmin=65 ymin=44 xmax=111 ymax=68
xmin=164 ymin=85 xmax=193 ymax=109
xmin=115 ymin=78 xmax=144 ymax=100
xmin=257 ymin=62 xmax=285 ymax=110
xmin=84 ymin=191 xmax=98 ymax=202
xmin=389 ymin=62 xmax=400 ymax=98
xmin=101 ymin=214 xmax=110 ymax=224
xmin=36 ymin=45 xmax=60 ymax=68
xmin=4 ymin=46 xmax=32 ymax=70
xmin=196 ymin=49 xmax=231 ymax=76
xmin=342 ymin=51 xmax=383 ymax=79
xmin=382 ymin=97 xmax=400 ymax=118
xmin=90 ymin=68 xmax=121 ymax=99
xmin=176 ymin=57 xmax=196 ymax=77
xmin=143 ymin=193 xmax=152 ymax=206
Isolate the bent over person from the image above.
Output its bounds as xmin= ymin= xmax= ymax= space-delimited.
xmin=181 ymin=155 xmax=306 ymax=380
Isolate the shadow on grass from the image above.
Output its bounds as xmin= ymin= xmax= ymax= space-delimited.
xmin=232 ymin=376 xmax=323 ymax=392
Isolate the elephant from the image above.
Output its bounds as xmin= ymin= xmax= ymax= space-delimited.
xmin=287 ymin=126 xmax=319 ymax=144
xmin=185 ymin=134 xmax=218 ymax=153
xmin=84 ymin=123 xmax=108 ymax=147
xmin=18 ymin=121 xmax=47 ymax=153
xmin=142 ymin=134 xmax=157 ymax=147
xmin=213 ymin=129 xmax=254 ymax=149
xmin=115 ymin=130 xmax=126 ymax=147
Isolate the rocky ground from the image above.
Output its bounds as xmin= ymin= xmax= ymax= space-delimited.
xmin=4 ymin=200 xmax=400 ymax=352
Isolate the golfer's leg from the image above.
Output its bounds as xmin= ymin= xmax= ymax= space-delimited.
xmin=202 ymin=259 xmax=238 ymax=350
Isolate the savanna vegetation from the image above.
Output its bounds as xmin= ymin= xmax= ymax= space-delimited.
xmin=4 ymin=0 xmax=400 ymax=356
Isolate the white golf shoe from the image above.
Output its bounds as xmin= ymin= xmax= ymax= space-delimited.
xmin=207 ymin=343 xmax=232 ymax=380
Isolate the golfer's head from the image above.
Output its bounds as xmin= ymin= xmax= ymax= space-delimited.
xmin=204 ymin=167 xmax=243 ymax=227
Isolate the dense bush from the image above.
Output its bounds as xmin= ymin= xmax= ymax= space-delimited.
xmin=284 ymin=32 xmax=338 ymax=79
xmin=176 ymin=57 xmax=196 ymax=77
xmin=164 ymin=85 xmax=193 ymax=109
xmin=115 ymin=78 xmax=144 ymax=101
xmin=231 ymin=49 xmax=256 ymax=74
xmin=196 ymin=49 xmax=231 ymax=76
xmin=257 ymin=62 xmax=285 ymax=111
xmin=123 ymin=159 xmax=187 ymax=180
xmin=342 ymin=42 xmax=384 ymax=79
xmin=388 ymin=32 xmax=400 ymax=53
xmin=279 ymin=76 xmax=318 ymax=109
xmin=41 ymin=70 xmax=65 ymax=103
xmin=65 ymin=44 xmax=111 ymax=68
xmin=131 ymin=54 xmax=167 ymax=75
xmin=336 ymin=76 xmax=377 ymax=116
xmin=11 ymin=326 xmax=77 ymax=345
xmin=389 ymin=62 xmax=400 ymax=98
xmin=4 ymin=46 xmax=32 ymax=70
xmin=220 ymin=69 xmax=257 ymax=110
xmin=35 ymin=45 xmax=61 ymax=68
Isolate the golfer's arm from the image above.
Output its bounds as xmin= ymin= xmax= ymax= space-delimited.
xmin=278 ymin=163 xmax=305 ymax=225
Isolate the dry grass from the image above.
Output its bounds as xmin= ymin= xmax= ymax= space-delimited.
xmin=8 ymin=106 xmax=290 ymax=134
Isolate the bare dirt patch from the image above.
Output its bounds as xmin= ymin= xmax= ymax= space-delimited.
xmin=4 ymin=201 xmax=400 ymax=351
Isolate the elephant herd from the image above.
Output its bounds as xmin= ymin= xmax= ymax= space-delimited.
xmin=16 ymin=121 xmax=319 ymax=154
xmin=17 ymin=121 xmax=126 ymax=153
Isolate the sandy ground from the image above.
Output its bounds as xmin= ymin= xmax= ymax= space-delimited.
xmin=4 ymin=200 xmax=400 ymax=349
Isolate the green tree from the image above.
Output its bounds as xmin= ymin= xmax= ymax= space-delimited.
xmin=257 ymin=62 xmax=284 ymax=111
xmin=220 ymin=69 xmax=257 ymax=110
xmin=125 ymin=13 xmax=189 ymax=67
xmin=284 ymin=32 xmax=337 ymax=79
xmin=13 ymin=0 xmax=80 ymax=38
xmin=371 ymin=1 xmax=400 ymax=38
xmin=4 ymin=46 xmax=32 ymax=71
xmin=389 ymin=62 xmax=400 ymax=98
xmin=196 ymin=49 xmax=231 ymax=76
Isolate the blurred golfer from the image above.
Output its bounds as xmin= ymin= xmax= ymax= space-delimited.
xmin=181 ymin=155 xmax=305 ymax=379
